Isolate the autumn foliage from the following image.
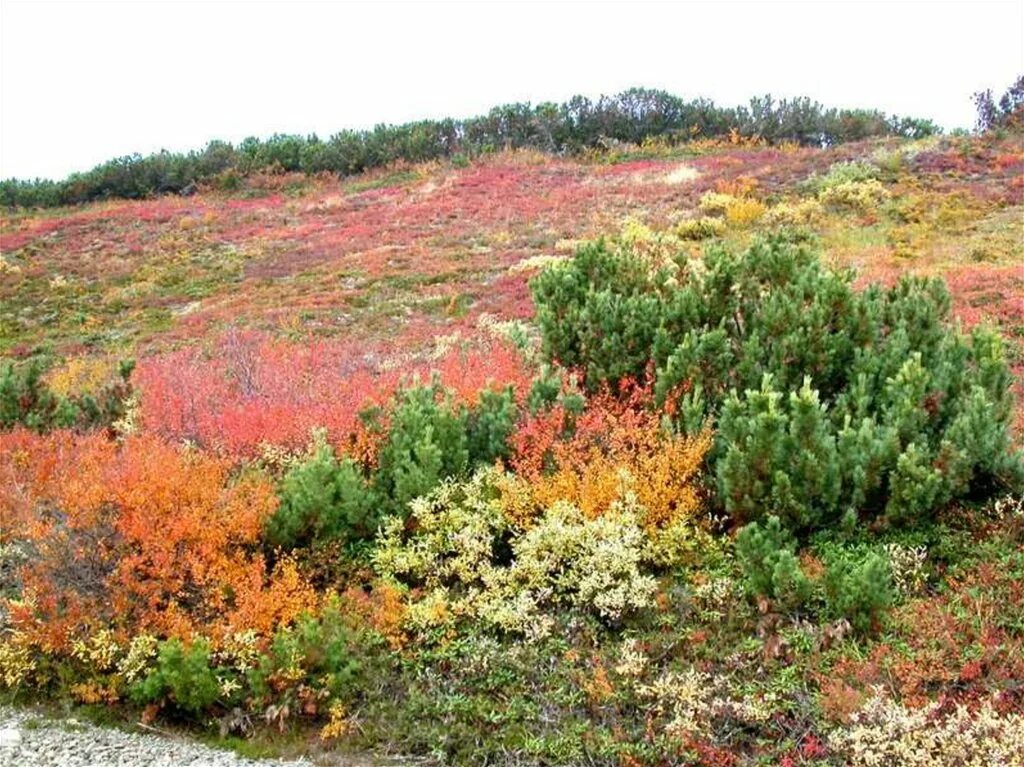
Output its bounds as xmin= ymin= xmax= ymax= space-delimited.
xmin=510 ymin=386 xmax=711 ymax=529
xmin=1 ymin=430 xmax=315 ymax=649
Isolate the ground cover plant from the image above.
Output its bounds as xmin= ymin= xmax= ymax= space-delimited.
xmin=1 ymin=78 xmax=1023 ymax=765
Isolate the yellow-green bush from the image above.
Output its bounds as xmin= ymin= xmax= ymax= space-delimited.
xmin=698 ymin=191 xmax=737 ymax=216
xmin=818 ymin=179 xmax=890 ymax=212
xmin=373 ymin=469 xmax=659 ymax=639
xmin=764 ymin=198 xmax=824 ymax=226
xmin=724 ymin=197 xmax=767 ymax=227
xmin=675 ymin=217 xmax=726 ymax=240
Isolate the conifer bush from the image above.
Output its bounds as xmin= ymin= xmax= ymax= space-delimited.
xmin=267 ymin=445 xmax=379 ymax=551
xmin=466 ymin=386 xmax=518 ymax=466
xmin=532 ymin=234 xmax=1022 ymax=531
xmin=373 ymin=383 xmax=471 ymax=517
xmin=735 ymin=516 xmax=811 ymax=608
xmin=130 ymin=638 xmax=220 ymax=716
xmin=820 ymin=547 xmax=893 ymax=633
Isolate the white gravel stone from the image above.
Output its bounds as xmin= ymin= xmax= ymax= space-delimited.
xmin=0 ymin=707 xmax=316 ymax=767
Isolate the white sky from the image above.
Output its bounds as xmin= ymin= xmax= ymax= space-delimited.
xmin=2 ymin=0 xmax=1023 ymax=180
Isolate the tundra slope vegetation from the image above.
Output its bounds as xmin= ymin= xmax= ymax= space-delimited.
xmin=1 ymin=81 xmax=1023 ymax=766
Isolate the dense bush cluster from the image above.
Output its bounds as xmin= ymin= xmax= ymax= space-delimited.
xmin=736 ymin=516 xmax=894 ymax=632
xmin=532 ymin=234 xmax=1022 ymax=532
xmin=2 ymin=125 xmax=1023 ymax=765
xmin=0 ymin=87 xmax=938 ymax=208
xmin=266 ymin=382 xmax=519 ymax=553
xmin=0 ymin=358 xmax=134 ymax=433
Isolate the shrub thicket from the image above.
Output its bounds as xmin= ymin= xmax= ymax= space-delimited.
xmin=267 ymin=382 xmax=521 ymax=552
xmin=130 ymin=638 xmax=220 ymax=717
xmin=531 ymin=234 xmax=1022 ymax=531
xmin=266 ymin=445 xmax=380 ymax=552
xmin=1 ymin=88 xmax=939 ymax=208
xmin=0 ymin=357 xmax=134 ymax=433
xmin=736 ymin=516 xmax=896 ymax=633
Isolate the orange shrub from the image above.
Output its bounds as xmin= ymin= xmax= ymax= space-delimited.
xmin=509 ymin=388 xmax=711 ymax=529
xmin=1 ymin=430 xmax=314 ymax=649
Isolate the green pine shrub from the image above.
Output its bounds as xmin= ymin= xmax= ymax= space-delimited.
xmin=373 ymin=383 xmax=471 ymax=517
xmin=266 ymin=445 xmax=379 ymax=551
xmin=130 ymin=638 xmax=220 ymax=716
xmin=532 ymin=233 xmax=1022 ymax=532
xmin=374 ymin=381 xmax=524 ymax=518
xmin=466 ymin=386 xmax=518 ymax=466
xmin=820 ymin=547 xmax=894 ymax=634
xmin=530 ymin=240 xmax=667 ymax=390
xmin=0 ymin=359 xmax=75 ymax=431
xmin=267 ymin=382 xmax=524 ymax=556
xmin=737 ymin=518 xmax=896 ymax=632
xmin=249 ymin=604 xmax=362 ymax=705
xmin=735 ymin=516 xmax=811 ymax=609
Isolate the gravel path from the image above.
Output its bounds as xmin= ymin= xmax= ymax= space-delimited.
xmin=0 ymin=706 xmax=316 ymax=767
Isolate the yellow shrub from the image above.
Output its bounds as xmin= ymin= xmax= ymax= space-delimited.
xmin=764 ymin=199 xmax=824 ymax=226
xmin=818 ymin=179 xmax=890 ymax=212
xmin=675 ymin=217 xmax=726 ymax=241
xmin=47 ymin=356 xmax=118 ymax=397
xmin=698 ymin=192 xmax=736 ymax=216
xmin=0 ymin=631 xmax=37 ymax=689
xmin=724 ymin=198 xmax=767 ymax=227
xmin=528 ymin=428 xmax=711 ymax=531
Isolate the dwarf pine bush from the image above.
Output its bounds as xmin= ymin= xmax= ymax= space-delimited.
xmin=374 ymin=383 xmax=471 ymax=517
xmin=0 ymin=357 xmax=134 ymax=433
xmin=531 ymin=233 xmax=1022 ymax=531
xmin=267 ymin=445 xmax=379 ymax=551
xmin=735 ymin=516 xmax=811 ymax=608
xmin=130 ymin=638 xmax=220 ymax=716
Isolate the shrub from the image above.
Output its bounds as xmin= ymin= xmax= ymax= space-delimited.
xmin=530 ymin=240 xmax=666 ymax=391
xmin=827 ymin=691 xmax=1024 ymax=766
xmin=764 ymin=198 xmax=824 ymax=226
xmin=466 ymin=386 xmax=518 ymax=466
xmin=131 ymin=638 xmax=220 ymax=716
xmin=675 ymin=217 xmax=725 ymax=240
xmin=249 ymin=602 xmax=362 ymax=709
xmin=1 ymin=432 xmax=313 ymax=647
xmin=266 ymin=445 xmax=379 ymax=551
xmin=373 ymin=383 xmax=470 ymax=516
xmin=818 ymin=179 xmax=890 ymax=212
xmin=821 ymin=547 xmax=893 ymax=634
xmin=532 ymin=234 xmax=1022 ymax=531
xmin=1 ymin=89 xmax=933 ymax=209
xmin=0 ymin=359 xmax=73 ymax=431
xmin=807 ymin=160 xmax=880 ymax=192
xmin=718 ymin=378 xmax=841 ymax=530
xmin=0 ymin=358 xmax=133 ymax=433
xmin=735 ymin=516 xmax=811 ymax=608
xmin=698 ymin=192 xmax=737 ymax=216
xmin=374 ymin=470 xmax=658 ymax=639
xmin=723 ymin=197 xmax=767 ymax=227
xmin=504 ymin=499 xmax=657 ymax=626
xmin=516 ymin=388 xmax=711 ymax=530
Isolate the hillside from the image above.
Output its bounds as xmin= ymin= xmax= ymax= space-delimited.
xmin=1 ymin=124 xmax=1023 ymax=766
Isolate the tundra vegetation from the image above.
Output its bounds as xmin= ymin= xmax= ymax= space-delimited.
xmin=1 ymin=79 xmax=1023 ymax=765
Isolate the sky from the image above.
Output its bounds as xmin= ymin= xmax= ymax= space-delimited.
xmin=1 ymin=0 xmax=1022 ymax=180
